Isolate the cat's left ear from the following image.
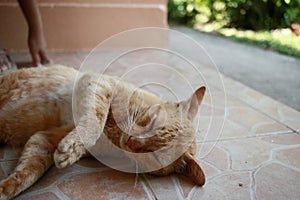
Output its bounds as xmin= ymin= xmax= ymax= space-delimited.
xmin=180 ymin=86 xmax=206 ymax=120
xmin=183 ymin=154 xmax=205 ymax=186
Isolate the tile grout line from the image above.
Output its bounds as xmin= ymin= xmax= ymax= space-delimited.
xmin=270 ymin=146 xmax=300 ymax=172
xmin=215 ymin=75 xmax=300 ymax=133
xmin=250 ymin=170 xmax=257 ymax=200
xmin=140 ymin=174 xmax=158 ymax=200
xmin=51 ymin=186 xmax=71 ymax=200
xmin=197 ymin=130 xmax=296 ymax=144
xmin=235 ymin=98 xmax=299 ymax=133
xmin=0 ymin=158 xmax=19 ymax=162
xmin=199 ymin=159 xmax=222 ymax=175
xmin=138 ymin=178 xmax=156 ymax=200
xmin=15 ymin=186 xmax=71 ymax=200
xmin=170 ymin=175 xmax=186 ymax=200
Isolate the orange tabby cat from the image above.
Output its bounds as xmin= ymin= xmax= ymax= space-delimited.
xmin=0 ymin=65 xmax=206 ymax=199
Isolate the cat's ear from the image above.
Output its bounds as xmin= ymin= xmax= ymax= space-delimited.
xmin=148 ymin=104 xmax=166 ymax=129
xmin=180 ymin=86 xmax=206 ymax=120
xmin=184 ymin=154 xmax=205 ymax=186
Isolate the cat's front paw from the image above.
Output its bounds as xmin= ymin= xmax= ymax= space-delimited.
xmin=54 ymin=139 xmax=85 ymax=168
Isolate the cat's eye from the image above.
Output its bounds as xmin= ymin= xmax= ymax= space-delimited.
xmin=176 ymin=167 xmax=184 ymax=173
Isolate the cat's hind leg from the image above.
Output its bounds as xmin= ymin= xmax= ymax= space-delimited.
xmin=0 ymin=126 xmax=73 ymax=200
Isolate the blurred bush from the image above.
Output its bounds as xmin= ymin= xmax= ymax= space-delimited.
xmin=168 ymin=0 xmax=300 ymax=30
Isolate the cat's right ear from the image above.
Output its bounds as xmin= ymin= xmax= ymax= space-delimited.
xmin=180 ymin=86 xmax=206 ymax=120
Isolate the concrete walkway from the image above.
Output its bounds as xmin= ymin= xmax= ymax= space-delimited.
xmin=171 ymin=25 xmax=300 ymax=111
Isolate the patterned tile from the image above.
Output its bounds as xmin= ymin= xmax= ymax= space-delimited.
xmin=275 ymin=147 xmax=300 ymax=169
xmin=193 ymin=172 xmax=252 ymax=200
xmin=260 ymin=133 xmax=300 ymax=145
xmin=75 ymin=157 xmax=107 ymax=169
xmin=20 ymin=192 xmax=60 ymax=200
xmin=0 ymin=160 xmax=18 ymax=179
xmin=220 ymin=138 xmax=273 ymax=171
xmin=24 ymin=165 xmax=76 ymax=193
xmin=193 ymin=133 xmax=300 ymax=199
xmin=57 ymin=170 xmax=150 ymax=200
xmin=197 ymin=106 xmax=291 ymax=143
xmin=255 ymin=162 xmax=300 ymax=199
xmin=145 ymin=175 xmax=181 ymax=200
xmin=196 ymin=160 xmax=220 ymax=180
xmin=227 ymin=107 xmax=290 ymax=135
xmin=3 ymin=146 xmax=22 ymax=161
xmin=3 ymin=50 xmax=300 ymax=200
xmin=221 ymin=76 xmax=300 ymax=132
xmin=197 ymin=117 xmax=249 ymax=141
xmin=198 ymin=143 xmax=229 ymax=171
xmin=176 ymin=175 xmax=196 ymax=198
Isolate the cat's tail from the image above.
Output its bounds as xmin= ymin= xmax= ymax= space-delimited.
xmin=0 ymin=125 xmax=73 ymax=200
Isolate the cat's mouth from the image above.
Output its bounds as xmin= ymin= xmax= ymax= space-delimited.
xmin=123 ymin=135 xmax=147 ymax=153
xmin=125 ymin=136 xmax=134 ymax=147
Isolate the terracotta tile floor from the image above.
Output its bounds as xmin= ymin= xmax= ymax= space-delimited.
xmin=1 ymin=51 xmax=300 ymax=199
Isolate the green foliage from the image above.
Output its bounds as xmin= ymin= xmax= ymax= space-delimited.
xmin=284 ymin=0 xmax=300 ymax=25
xmin=223 ymin=0 xmax=300 ymax=30
xmin=168 ymin=0 xmax=198 ymax=25
xmin=217 ymin=28 xmax=300 ymax=58
xmin=168 ymin=0 xmax=300 ymax=30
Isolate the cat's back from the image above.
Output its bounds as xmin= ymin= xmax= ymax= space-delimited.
xmin=0 ymin=65 xmax=78 ymax=105
xmin=0 ymin=66 xmax=79 ymax=143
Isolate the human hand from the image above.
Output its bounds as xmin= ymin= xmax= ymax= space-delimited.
xmin=28 ymin=29 xmax=51 ymax=66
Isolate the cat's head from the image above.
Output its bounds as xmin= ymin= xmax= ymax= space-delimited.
xmin=120 ymin=86 xmax=206 ymax=186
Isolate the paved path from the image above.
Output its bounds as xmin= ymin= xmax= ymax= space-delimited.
xmin=171 ymin=25 xmax=300 ymax=111
xmin=6 ymin=48 xmax=300 ymax=199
